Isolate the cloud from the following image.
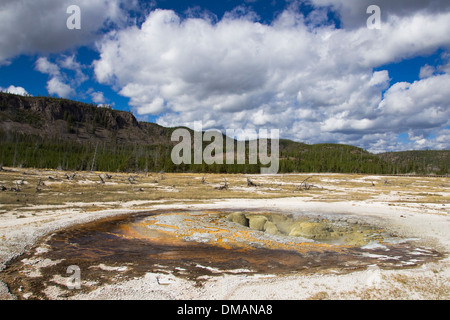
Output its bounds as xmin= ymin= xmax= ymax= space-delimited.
xmin=136 ymin=97 xmax=165 ymax=115
xmin=309 ymin=0 xmax=450 ymax=29
xmin=91 ymin=7 xmax=450 ymax=152
xmin=1 ymin=85 xmax=30 ymax=96
xmin=35 ymin=56 xmax=87 ymax=98
xmin=59 ymin=54 xmax=89 ymax=84
xmin=0 ymin=0 xmax=135 ymax=64
xmin=90 ymin=91 xmax=106 ymax=104
xmin=46 ymin=77 xmax=75 ymax=98
xmin=379 ymin=74 xmax=450 ymax=129
xmin=419 ymin=65 xmax=436 ymax=79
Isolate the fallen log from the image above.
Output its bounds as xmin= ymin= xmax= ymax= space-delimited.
xmin=65 ymin=172 xmax=77 ymax=180
xmin=128 ymin=176 xmax=136 ymax=184
xmin=247 ymin=178 xmax=259 ymax=187
xmin=297 ymin=176 xmax=313 ymax=190
xmin=215 ymin=178 xmax=229 ymax=190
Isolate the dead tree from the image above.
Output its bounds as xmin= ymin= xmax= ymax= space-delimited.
xmin=297 ymin=176 xmax=313 ymax=190
xmin=90 ymin=142 xmax=99 ymax=172
xmin=128 ymin=176 xmax=137 ymax=184
xmin=36 ymin=179 xmax=43 ymax=192
xmin=99 ymin=174 xmax=105 ymax=184
xmin=247 ymin=177 xmax=259 ymax=187
xmin=215 ymin=178 xmax=229 ymax=190
xmin=65 ymin=172 xmax=77 ymax=180
xmin=10 ymin=182 xmax=20 ymax=192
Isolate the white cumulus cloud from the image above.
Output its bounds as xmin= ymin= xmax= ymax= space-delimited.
xmin=1 ymin=85 xmax=30 ymax=96
xmin=91 ymin=6 xmax=450 ymax=151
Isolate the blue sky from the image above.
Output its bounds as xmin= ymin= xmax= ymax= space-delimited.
xmin=0 ymin=0 xmax=449 ymax=152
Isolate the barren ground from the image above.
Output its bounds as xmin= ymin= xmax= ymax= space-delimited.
xmin=0 ymin=167 xmax=448 ymax=300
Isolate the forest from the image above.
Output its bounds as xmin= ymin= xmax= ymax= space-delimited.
xmin=1 ymin=130 xmax=448 ymax=175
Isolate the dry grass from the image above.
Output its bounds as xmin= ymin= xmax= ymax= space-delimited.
xmin=0 ymin=167 xmax=448 ymax=217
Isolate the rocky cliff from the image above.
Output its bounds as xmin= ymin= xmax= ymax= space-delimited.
xmin=0 ymin=92 xmax=173 ymax=146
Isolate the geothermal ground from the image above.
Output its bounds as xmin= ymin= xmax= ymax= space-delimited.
xmin=0 ymin=168 xmax=448 ymax=300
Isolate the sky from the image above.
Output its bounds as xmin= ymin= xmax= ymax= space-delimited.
xmin=0 ymin=0 xmax=449 ymax=153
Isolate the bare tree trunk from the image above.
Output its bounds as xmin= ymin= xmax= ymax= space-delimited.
xmin=297 ymin=176 xmax=313 ymax=190
xmin=215 ymin=178 xmax=229 ymax=190
xmin=91 ymin=142 xmax=99 ymax=172
xmin=65 ymin=172 xmax=77 ymax=180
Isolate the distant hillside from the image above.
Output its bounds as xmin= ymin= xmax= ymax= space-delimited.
xmin=0 ymin=92 xmax=448 ymax=174
xmin=277 ymin=139 xmax=392 ymax=174
xmin=378 ymin=150 xmax=449 ymax=175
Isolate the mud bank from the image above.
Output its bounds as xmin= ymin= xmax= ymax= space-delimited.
xmin=0 ymin=208 xmax=445 ymax=300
